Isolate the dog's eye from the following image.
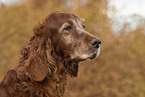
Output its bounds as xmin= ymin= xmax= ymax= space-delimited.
xmin=64 ymin=26 xmax=72 ymax=31
xmin=82 ymin=24 xmax=85 ymax=29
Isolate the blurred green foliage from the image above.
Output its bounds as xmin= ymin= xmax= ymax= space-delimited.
xmin=0 ymin=0 xmax=145 ymax=97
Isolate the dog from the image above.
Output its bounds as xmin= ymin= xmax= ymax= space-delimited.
xmin=0 ymin=11 xmax=101 ymax=97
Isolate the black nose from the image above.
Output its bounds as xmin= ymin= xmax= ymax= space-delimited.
xmin=89 ymin=38 xmax=101 ymax=48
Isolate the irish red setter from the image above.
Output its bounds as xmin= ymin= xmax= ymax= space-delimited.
xmin=0 ymin=11 xmax=101 ymax=97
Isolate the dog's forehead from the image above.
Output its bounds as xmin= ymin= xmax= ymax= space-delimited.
xmin=72 ymin=18 xmax=85 ymax=29
xmin=58 ymin=14 xmax=85 ymax=32
xmin=72 ymin=14 xmax=85 ymax=23
xmin=72 ymin=14 xmax=79 ymax=18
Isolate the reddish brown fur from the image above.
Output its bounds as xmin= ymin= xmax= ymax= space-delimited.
xmin=0 ymin=11 xmax=100 ymax=97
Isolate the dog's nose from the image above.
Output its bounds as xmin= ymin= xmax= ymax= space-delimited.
xmin=89 ymin=38 xmax=101 ymax=48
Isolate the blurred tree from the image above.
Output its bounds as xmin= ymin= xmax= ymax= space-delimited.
xmin=1 ymin=3 xmax=6 ymax=9
xmin=1 ymin=0 xmax=145 ymax=97
xmin=30 ymin=0 xmax=47 ymax=8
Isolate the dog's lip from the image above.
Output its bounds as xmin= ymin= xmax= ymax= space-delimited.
xmin=72 ymin=58 xmax=87 ymax=62
xmin=89 ymin=53 xmax=97 ymax=59
xmin=73 ymin=53 xmax=96 ymax=62
xmin=78 ymin=58 xmax=87 ymax=61
xmin=70 ymin=47 xmax=100 ymax=62
xmin=88 ymin=49 xmax=99 ymax=59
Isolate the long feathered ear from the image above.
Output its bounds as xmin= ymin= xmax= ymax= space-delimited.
xmin=18 ymin=23 xmax=56 ymax=82
xmin=26 ymin=24 xmax=48 ymax=81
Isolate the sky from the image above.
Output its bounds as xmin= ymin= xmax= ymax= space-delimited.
xmin=0 ymin=0 xmax=24 ymax=6
xmin=107 ymin=0 xmax=145 ymax=33
xmin=107 ymin=0 xmax=145 ymax=17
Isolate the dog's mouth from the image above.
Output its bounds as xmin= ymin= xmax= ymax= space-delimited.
xmin=67 ymin=47 xmax=100 ymax=63
xmin=70 ymin=58 xmax=85 ymax=64
xmin=67 ymin=52 xmax=97 ymax=77
xmin=70 ymin=53 xmax=96 ymax=63
xmin=89 ymin=53 xmax=97 ymax=59
xmin=89 ymin=47 xmax=100 ymax=59
xmin=71 ymin=50 xmax=100 ymax=62
xmin=66 ymin=47 xmax=100 ymax=77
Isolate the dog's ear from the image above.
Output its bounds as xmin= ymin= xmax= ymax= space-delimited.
xmin=25 ymin=24 xmax=48 ymax=81
xmin=25 ymin=36 xmax=49 ymax=81
xmin=18 ymin=23 xmax=56 ymax=82
xmin=25 ymin=55 xmax=48 ymax=81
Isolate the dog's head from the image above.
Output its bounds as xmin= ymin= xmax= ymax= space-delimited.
xmin=45 ymin=11 xmax=101 ymax=61
xmin=45 ymin=11 xmax=101 ymax=76
xmin=18 ymin=12 xmax=101 ymax=82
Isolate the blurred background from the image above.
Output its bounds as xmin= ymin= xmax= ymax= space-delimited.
xmin=0 ymin=0 xmax=145 ymax=97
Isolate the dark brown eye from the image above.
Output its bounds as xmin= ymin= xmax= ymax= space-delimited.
xmin=64 ymin=26 xmax=72 ymax=31
xmin=83 ymin=24 xmax=85 ymax=29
